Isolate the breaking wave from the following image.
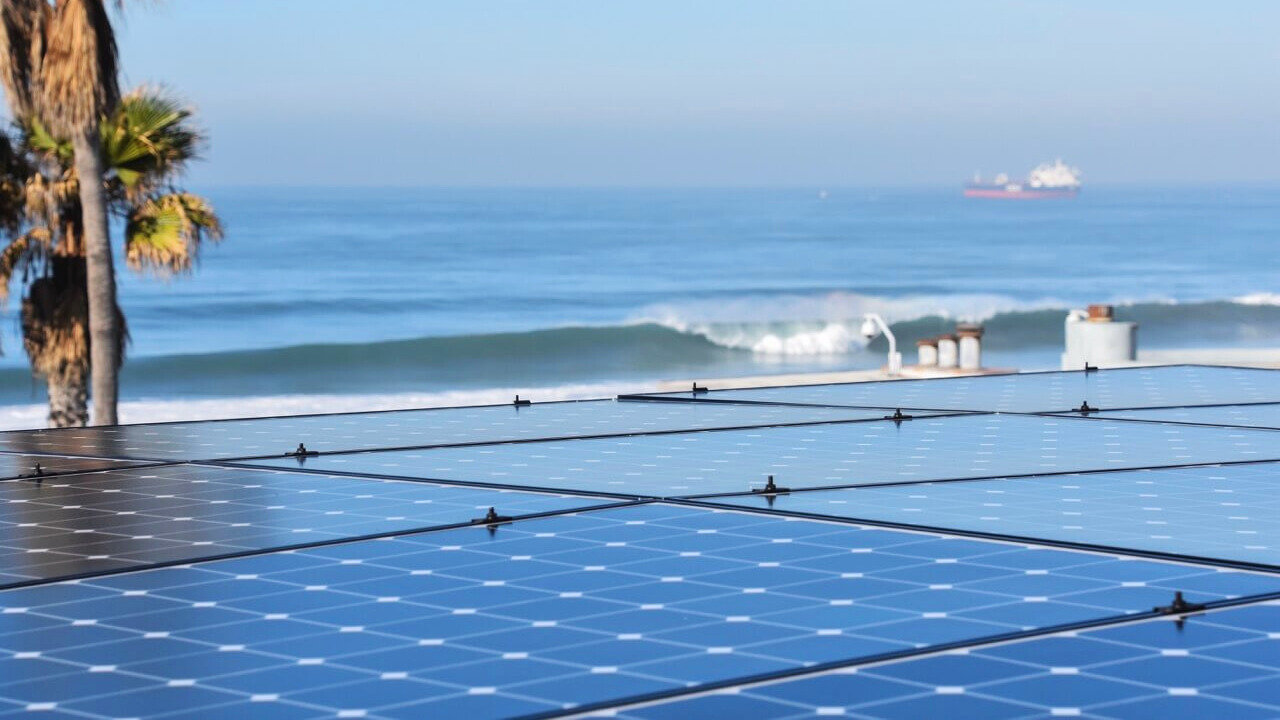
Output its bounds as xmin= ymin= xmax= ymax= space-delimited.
xmin=635 ymin=292 xmax=1073 ymax=355
xmin=2 ymin=293 xmax=1277 ymax=414
xmin=639 ymin=292 xmax=1280 ymax=356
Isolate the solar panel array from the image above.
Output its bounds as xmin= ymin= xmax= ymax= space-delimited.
xmin=2 ymin=366 xmax=1280 ymax=719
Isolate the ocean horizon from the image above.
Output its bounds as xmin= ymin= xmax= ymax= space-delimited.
xmin=2 ymin=184 xmax=1278 ymax=429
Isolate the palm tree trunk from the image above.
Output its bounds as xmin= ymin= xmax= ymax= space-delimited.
xmin=48 ymin=366 xmax=89 ymax=428
xmin=70 ymin=126 xmax=119 ymax=426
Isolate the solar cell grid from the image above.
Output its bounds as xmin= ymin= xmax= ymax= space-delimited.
xmin=0 ymin=504 xmax=1275 ymax=719
xmin=1084 ymin=403 xmax=1280 ymax=431
xmin=0 ymin=452 xmax=149 ymax=482
xmin=0 ymin=464 xmax=612 ymax=587
xmin=241 ymin=413 xmax=1280 ymax=498
xmin=707 ymin=462 xmax=1280 ymax=568
xmin=0 ymin=400 xmax=908 ymax=462
xmin=4 ymin=365 xmax=1280 ymax=719
xmin=607 ymin=600 xmax=1280 ymax=720
xmin=628 ymin=366 xmax=1280 ymax=413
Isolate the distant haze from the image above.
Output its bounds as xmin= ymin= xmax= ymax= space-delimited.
xmin=87 ymin=1 xmax=1280 ymax=186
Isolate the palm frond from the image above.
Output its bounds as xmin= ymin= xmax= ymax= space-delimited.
xmin=124 ymin=191 xmax=221 ymax=274
xmin=18 ymin=252 xmax=126 ymax=379
xmin=21 ymin=165 xmax=50 ymax=222
xmin=0 ymin=0 xmax=46 ymax=119
xmin=37 ymin=0 xmax=119 ymax=137
xmin=0 ymin=226 xmax=51 ymax=302
xmin=102 ymin=87 xmax=202 ymax=193
xmin=20 ymin=255 xmax=88 ymax=378
xmin=19 ymin=162 xmax=84 ymax=254
xmin=24 ymin=116 xmax=73 ymax=163
xmin=25 ymin=87 xmax=206 ymax=200
xmin=0 ymin=129 xmax=30 ymax=231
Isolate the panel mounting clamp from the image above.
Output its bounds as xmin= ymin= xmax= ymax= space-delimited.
xmin=473 ymin=507 xmax=513 ymax=527
xmin=1153 ymin=591 xmax=1206 ymax=616
xmin=751 ymin=475 xmax=791 ymax=496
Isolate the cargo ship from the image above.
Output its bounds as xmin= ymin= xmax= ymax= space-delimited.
xmin=964 ymin=159 xmax=1081 ymax=198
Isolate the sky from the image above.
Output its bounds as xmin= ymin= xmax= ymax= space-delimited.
xmin=97 ymin=1 xmax=1280 ymax=187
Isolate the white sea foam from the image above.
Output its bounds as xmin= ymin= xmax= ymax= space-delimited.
xmin=751 ymin=323 xmax=859 ymax=355
xmin=634 ymin=292 xmax=1071 ymax=356
xmin=1234 ymin=293 xmax=1280 ymax=307
xmin=0 ymin=381 xmax=658 ymax=432
xmin=633 ymin=291 xmax=1269 ymax=357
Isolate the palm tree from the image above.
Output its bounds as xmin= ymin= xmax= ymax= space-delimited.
xmin=0 ymin=87 xmax=222 ymax=427
xmin=0 ymin=0 xmax=122 ymax=424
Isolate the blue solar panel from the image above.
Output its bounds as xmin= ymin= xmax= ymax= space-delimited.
xmin=631 ymin=366 xmax=1280 ymax=413
xmin=611 ymin=600 xmax=1280 ymax=719
xmin=0 ymin=452 xmax=149 ymax=481
xmin=6 ymin=366 xmax=1280 ymax=717
xmin=0 ymin=464 xmax=610 ymax=586
xmin=243 ymin=414 xmax=1280 ymax=498
xmin=1 ymin=503 xmax=1270 ymax=718
xmin=1086 ymin=403 xmax=1280 ymax=430
xmin=0 ymin=400 xmax=902 ymax=462
xmin=708 ymin=462 xmax=1280 ymax=567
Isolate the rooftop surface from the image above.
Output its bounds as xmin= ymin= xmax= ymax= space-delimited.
xmin=2 ymin=364 xmax=1280 ymax=718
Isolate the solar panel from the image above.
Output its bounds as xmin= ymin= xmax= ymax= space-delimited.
xmin=0 ymin=452 xmax=150 ymax=482
xmin=241 ymin=414 xmax=1280 ymax=498
xmin=608 ymin=600 xmax=1280 ymax=719
xmin=706 ymin=461 xmax=1280 ymax=568
xmin=4 ymin=365 xmax=1280 ymax=717
xmin=626 ymin=366 xmax=1280 ymax=413
xmin=1084 ymin=403 xmax=1280 ymax=431
xmin=0 ymin=400 xmax=907 ymax=462
xmin=0 ymin=464 xmax=614 ymax=587
xmin=1 ymin=503 xmax=1272 ymax=718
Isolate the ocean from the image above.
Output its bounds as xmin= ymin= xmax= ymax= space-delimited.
xmin=1 ymin=185 xmax=1278 ymax=428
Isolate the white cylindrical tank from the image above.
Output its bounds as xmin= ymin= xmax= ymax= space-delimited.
xmin=916 ymin=338 xmax=938 ymax=367
xmin=1061 ymin=305 xmax=1137 ymax=369
xmin=937 ymin=334 xmax=958 ymax=369
xmin=956 ymin=323 xmax=983 ymax=370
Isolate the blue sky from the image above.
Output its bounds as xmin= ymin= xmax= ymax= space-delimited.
xmin=106 ymin=1 xmax=1280 ymax=186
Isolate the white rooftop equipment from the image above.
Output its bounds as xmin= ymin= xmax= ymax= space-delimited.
xmin=1062 ymin=304 xmax=1137 ymax=370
